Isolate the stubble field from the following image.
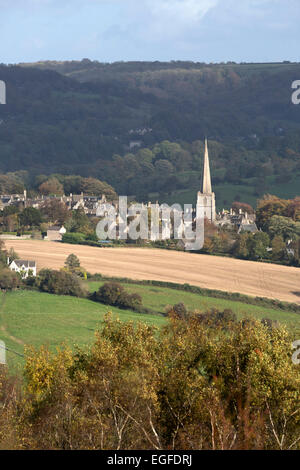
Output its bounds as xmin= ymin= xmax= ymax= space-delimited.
xmin=5 ymin=240 xmax=300 ymax=304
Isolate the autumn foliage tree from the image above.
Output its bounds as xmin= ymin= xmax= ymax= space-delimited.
xmin=3 ymin=315 xmax=297 ymax=450
xmin=41 ymin=199 xmax=70 ymax=225
xmin=39 ymin=177 xmax=64 ymax=196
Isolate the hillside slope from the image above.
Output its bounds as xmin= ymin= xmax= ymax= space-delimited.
xmin=1 ymin=61 xmax=300 ymax=203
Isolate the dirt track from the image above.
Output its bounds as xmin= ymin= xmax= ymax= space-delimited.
xmin=5 ymin=240 xmax=300 ymax=304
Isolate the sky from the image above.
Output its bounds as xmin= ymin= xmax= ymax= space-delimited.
xmin=0 ymin=0 xmax=300 ymax=64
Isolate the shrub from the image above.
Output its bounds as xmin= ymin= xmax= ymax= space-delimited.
xmin=196 ymin=308 xmax=237 ymax=328
xmin=93 ymin=282 xmax=143 ymax=310
xmin=166 ymin=302 xmax=188 ymax=319
xmin=0 ymin=269 xmax=22 ymax=290
xmin=35 ymin=269 xmax=86 ymax=297
xmin=61 ymin=233 xmax=85 ymax=244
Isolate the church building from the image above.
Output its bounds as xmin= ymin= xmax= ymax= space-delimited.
xmin=196 ymin=138 xmax=216 ymax=223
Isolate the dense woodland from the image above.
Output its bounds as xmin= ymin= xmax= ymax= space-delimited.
xmin=0 ymin=61 xmax=300 ymax=204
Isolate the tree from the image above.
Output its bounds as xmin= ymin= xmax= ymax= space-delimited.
xmin=65 ymin=254 xmax=80 ymax=271
xmin=39 ymin=178 xmax=64 ymax=196
xmin=233 ymin=232 xmax=251 ymax=259
xmin=232 ymin=201 xmax=254 ymax=214
xmin=1 ymin=213 xmax=18 ymax=232
xmin=93 ymin=282 xmax=143 ymax=310
xmin=0 ymin=268 xmax=22 ymax=290
xmin=80 ymin=178 xmax=117 ymax=200
xmin=36 ymin=269 xmax=86 ymax=297
xmin=154 ymin=160 xmax=174 ymax=174
xmin=0 ymin=240 xmax=7 ymax=267
xmin=18 ymin=207 xmax=43 ymax=229
xmin=94 ymin=282 xmax=124 ymax=306
xmin=271 ymin=235 xmax=286 ymax=261
xmin=247 ymin=231 xmax=270 ymax=260
xmin=285 ymin=197 xmax=300 ymax=222
xmin=267 ymin=215 xmax=300 ymax=241
xmin=65 ymin=208 xmax=92 ymax=234
xmin=2 ymin=206 xmax=19 ymax=217
xmin=256 ymin=196 xmax=289 ymax=231
xmin=0 ymin=174 xmax=24 ymax=194
xmin=41 ymin=199 xmax=70 ymax=224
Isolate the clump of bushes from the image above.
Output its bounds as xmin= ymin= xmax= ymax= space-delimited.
xmin=35 ymin=269 xmax=86 ymax=297
xmin=92 ymin=282 xmax=143 ymax=311
xmin=166 ymin=304 xmax=237 ymax=328
xmin=165 ymin=302 xmax=188 ymax=319
xmin=197 ymin=308 xmax=237 ymax=327
xmin=0 ymin=268 xmax=22 ymax=291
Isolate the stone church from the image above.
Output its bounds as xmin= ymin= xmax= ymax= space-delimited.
xmin=196 ymin=138 xmax=216 ymax=223
xmin=196 ymin=139 xmax=257 ymax=232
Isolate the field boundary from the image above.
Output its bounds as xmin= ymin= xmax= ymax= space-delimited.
xmin=91 ymin=275 xmax=300 ymax=314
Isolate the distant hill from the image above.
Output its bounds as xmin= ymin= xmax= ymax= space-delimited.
xmin=0 ymin=60 xmax=300 ymax=204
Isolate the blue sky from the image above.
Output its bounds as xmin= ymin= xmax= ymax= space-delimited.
xmin=0 ymin=0 xmax=299 ymax=64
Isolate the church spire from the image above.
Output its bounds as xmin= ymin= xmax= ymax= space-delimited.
xmin=201 ymin=138 xmax=212 ymax=194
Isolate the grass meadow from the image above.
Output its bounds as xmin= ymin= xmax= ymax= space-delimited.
xmin=1 ymin=279 xmax=300 ymax=371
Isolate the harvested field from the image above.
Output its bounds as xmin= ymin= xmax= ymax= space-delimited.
xmin=5 ymin=240 xmax=300 ymax=304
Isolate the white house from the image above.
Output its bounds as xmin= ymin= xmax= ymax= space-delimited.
xmin=8 ymin=259 xmax=37 ymax=278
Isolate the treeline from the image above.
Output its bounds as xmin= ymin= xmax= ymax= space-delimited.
xmin=0 ymin=172 xmax=116 ymax=199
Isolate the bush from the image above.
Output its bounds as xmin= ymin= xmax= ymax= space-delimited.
xmin=36 ymin=269 xmax=86 ymax=297
xmin=61 ymin=233 xmax=85 ymax=244
xmin=0 ymin=269 xmax=22 ymax=290
xmin=93 ymin=282 xmax=143 ymax=310
xmin=197 ymin=308 xmax=237 ymax=328
xmin=166 ymin=302 xmax=188 ymax=319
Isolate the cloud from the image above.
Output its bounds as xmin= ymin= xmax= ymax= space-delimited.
xmin=149 ymin=0 xmax=219 ymax=23
xmin=0 ymin=0 xmax=299 ymax=63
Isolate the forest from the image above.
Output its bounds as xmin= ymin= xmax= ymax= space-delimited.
xmin=0 ymin=61 xmax=300 ymax=204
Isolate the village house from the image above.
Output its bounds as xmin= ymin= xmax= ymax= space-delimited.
xmin=216 ymin=207 xmax=258 ymax=232
xmin=46 ymin=225 xmax=66 ymax=241
xmin=8 ymin=258 xmax=37 ymax=278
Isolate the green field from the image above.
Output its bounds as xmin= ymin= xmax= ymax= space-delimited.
xmin=162 ymin=173 xmax=300 ymax=210
xmin=0 ymin=290 xmax=166 ymax=371
xmin=86 ymin=281 xmax=300 ymax=329
xmin=1 ymin=280 xmax=300 ymax=371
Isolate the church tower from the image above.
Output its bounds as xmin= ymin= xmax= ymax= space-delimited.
xmin=196 ymin=138 xmax=216 ymax=223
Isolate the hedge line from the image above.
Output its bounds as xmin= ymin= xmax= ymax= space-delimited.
xmin=89 ymin=274 xmax=300 ymax=314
